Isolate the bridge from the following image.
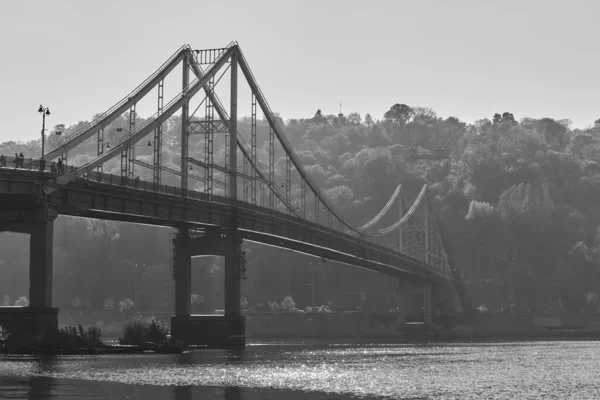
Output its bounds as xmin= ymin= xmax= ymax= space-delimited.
xmin=0 ymin=42 xmax=463 ymax=347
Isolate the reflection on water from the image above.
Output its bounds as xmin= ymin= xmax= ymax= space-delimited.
xmin=2 ymin=341 xmax=600 ymax=399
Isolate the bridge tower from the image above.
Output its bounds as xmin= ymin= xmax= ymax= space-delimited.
xmin=169 ymin=50 xmax=245 ymax=347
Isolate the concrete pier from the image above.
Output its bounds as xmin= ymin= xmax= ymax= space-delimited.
xmin=170 ymin=227 xmax=245 ymax=347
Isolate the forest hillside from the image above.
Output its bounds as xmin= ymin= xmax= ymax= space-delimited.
xmin=2 ymin=106 xmax=600 ymax=313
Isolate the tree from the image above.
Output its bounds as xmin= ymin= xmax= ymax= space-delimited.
xmin=502 ymin=112 xmax=515 ymax=122
xmin=384 ymin=103 xmax=414 ymax=125
xmin=493 ymin=112 xmax=515 ymax=124
xmin=465 ymin=201 xmax=495 ymax=220
xmin=347 ymin=112 xmax=361 ymax=125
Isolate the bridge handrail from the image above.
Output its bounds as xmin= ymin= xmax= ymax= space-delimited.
xmin=378 ymin=185 xmax=428 ymax=235
xmin=45 ymin=45 xmax=190 ymax=160
xmin=0 ymin=155 xmax=78 ymax=174
xmin=346 ymin=185 xmax=402 ymax=235
xmin=54 ymin=46 xmax=237 ymax=185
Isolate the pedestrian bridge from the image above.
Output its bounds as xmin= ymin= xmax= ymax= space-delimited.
xmin=0 ymin=42 xmax=463 ymax=346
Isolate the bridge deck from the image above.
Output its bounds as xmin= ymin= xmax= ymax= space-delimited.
xmin=0 ymin=167 xmax=451 ymax=284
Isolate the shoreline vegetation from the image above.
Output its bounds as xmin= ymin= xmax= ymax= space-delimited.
xmin=0 ymin=316 xmax=186 ymax=355
xmin=3 ymin=314 xmax=600 ymax=355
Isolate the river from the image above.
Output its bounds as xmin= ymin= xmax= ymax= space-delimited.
xmin=1 ymin=340 xmax=599 ymax=399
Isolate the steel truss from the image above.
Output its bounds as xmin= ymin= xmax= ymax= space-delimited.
xmin=46 ymin=43 xmax=455 ymax=283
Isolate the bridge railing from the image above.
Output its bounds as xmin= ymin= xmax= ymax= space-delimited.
xmin=75 ymin=170 xmax=434 ymax=277
xmin=0 ymin=155 xmax=78 ymax=175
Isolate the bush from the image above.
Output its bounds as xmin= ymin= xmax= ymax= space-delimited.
xmin=14 ymin=296 xmax=29 ymax=306
xmin=55 ymin=325 xmax=103 ymax=348
xmin=2 ymin=324 xmax=103 ymax=351
xmin=281 ymin=296 xmax=296 ymax=311
xmin=120 ymin=316 xmax=168 ymax=346
xmin=118 ymin=298 xmax=134 ymax=312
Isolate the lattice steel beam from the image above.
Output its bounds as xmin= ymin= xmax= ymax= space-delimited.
xmin=285 ymin=155 xmax=291 ymax=214
xmin=243 ymin=158 xmax=249 ymax=202
xmin=193 ymin=48 xmax=229 ymax=65
xmin=250 ymin=94 xmax=257 ymax=204
xmin=96 ymin=128 xmax=104 ymax=174
xmin=127 ymin=104 xmax=136 ymax=179
xmin=301 ymin=178 xmax=306 ymax=219
xmin=181 ymin=53 xmax=190 ymax=191
xmin=189 ymin=120 xmax=229 ymax=135
xmin=153 ymin=79 xmax=164 ymax=187
xmin=229 ymin=51 xmax=238 ymax=201
xmin=268 ymin=126 xmax=275 ymax=209
xmin=204 ymin=75 xmax=215 ymax=197
xmin=424 ymin=192 xmax=430 ymax=265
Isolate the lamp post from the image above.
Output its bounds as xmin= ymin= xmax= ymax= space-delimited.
xmin=38 ymin=105 xmax=50 ymax=171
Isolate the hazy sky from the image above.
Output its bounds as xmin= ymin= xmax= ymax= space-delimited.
xmin=1 ymin=0 xmax=599 ymax=144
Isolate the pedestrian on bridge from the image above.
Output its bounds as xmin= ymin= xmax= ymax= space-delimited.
xmin=19 ymin=153 xmax=25 ymax=168
xmin=57 ymin=158 xmax=64 ymax=174
xmin=0 ymin=153 xmax=5 ymax=167
xmin=13 ymin=153 xmax=19 ymax=168
xmin=134 ymin=175 xmax=140 ymax=188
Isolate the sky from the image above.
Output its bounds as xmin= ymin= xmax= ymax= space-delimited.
xmin=1 ymin=0 xmax=599 ymax=144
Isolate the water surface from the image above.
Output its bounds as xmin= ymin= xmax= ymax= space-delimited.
xmin=1 ymin=340 xmax=599 ymax=399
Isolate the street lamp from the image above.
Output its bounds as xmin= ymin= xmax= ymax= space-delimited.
xmin=38 ymin=105 xmax=51 ymax=171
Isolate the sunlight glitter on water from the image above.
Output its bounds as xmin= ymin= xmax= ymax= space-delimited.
xmin=2 ymin=341 xmax=600 ymax=399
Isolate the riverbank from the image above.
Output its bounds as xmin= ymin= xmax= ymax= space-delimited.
xmin=1 ymin=342 xmax=187 ymax=355
xmin=58 ymin=310 xmax=600 ymax=343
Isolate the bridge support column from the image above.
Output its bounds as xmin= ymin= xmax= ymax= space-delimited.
xmin=224 ymin=232 xmax=242 ymax=317
xmin=396 ymin=278 xmax=406 ymax=331
xmin=29 ymin=220 xmax=54 ymax=309
xmin=221 ymin=228 xmax=245 ymax=347
xmin=0 ymin=205 xmax=58 ymax=336
xmin=174 ymin=229 xmax=191 ymax=316
xmin=170 ymin=225 xmax=245 ymax=348
xmin=423 ymin=282 xmax=432 ymax=326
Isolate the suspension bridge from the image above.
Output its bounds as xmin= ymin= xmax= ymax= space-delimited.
xmin=0 ymin=42 xmax=464 ymax=347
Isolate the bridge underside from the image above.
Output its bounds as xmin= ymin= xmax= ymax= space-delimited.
xmin=0 ymin=170 xmax=443 ymax=284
